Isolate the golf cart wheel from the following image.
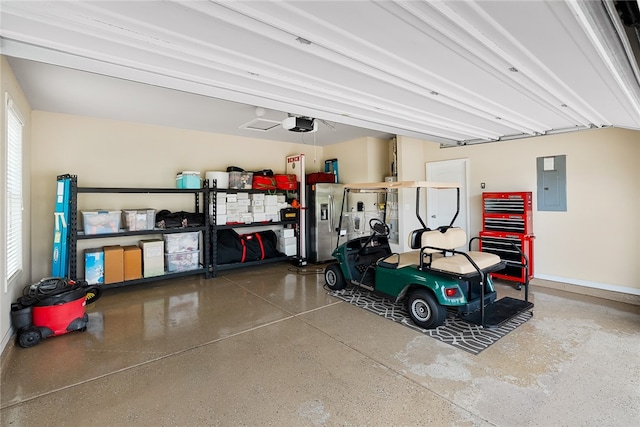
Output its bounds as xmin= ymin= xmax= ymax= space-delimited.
xmin=18 ymin=326 xmax=42 ymax=348
xmin=407 ymin=289 xmax=447 ymax=329
xmin=325 ymin=263 xmax=346 ymax=290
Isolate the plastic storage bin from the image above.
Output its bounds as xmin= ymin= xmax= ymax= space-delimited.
xmin=163 ymin=232 xmax=200 ymax=254
xmin=122 ymin=209 xmax=156 ymax=231
xmin=82 ymin=210 xmax=121 ymax=235
xmin=165 ymin=250 xmax=200 ymax=272
xmin=229 ymin=171 xmax=253 ymax=189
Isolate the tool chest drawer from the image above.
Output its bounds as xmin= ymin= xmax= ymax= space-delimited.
xmin=479 ymin=231 xmax=534 ymax=283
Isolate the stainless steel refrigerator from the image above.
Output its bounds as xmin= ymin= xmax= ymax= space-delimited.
xmin=306 ymin=183 xmax=345 ymax=263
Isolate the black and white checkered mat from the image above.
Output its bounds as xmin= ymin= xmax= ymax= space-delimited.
xmin=329 ymin=287 xmax=533 ymax=355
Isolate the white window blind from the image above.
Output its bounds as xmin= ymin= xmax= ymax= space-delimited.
xmin=6 ymin=97 xmax=24 ymax=281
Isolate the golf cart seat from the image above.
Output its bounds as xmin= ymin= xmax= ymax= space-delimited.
xmin=417 ymin=227 xmax=505 ymax=277
xmin=378 ymin=250 xmax=422 ymax=269
xmin=377 ymin=230 xmax=444 ymax=269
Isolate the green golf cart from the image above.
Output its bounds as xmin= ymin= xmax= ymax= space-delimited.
xmin=324 ymin=181 xmax=533 ymax=328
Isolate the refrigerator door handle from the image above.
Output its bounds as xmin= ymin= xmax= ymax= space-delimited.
xmin=328 ymin=195 xmax=333 ymax=231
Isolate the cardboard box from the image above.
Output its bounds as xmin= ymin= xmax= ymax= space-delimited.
xmin=278 ymin=243 xmax=297 ymax=256
xmin=279 ymin=228 xmax=295 ymax=238
xmin=265 ymin=205 xmax=279 ymax=214
xmin=123 ymin=245 xmax=142 ymax=281
xmin=84 ymin=248 xmax=104 ymax=285
xmin=279 ymin=236 xmax=296 ymax=246
xmin=140 ymin=239 xmax=164 ymax=277
xmin=103 ymin=245 xmax=124 ymax=284
xmin=252 ymin=213 xmax=267 ymax=222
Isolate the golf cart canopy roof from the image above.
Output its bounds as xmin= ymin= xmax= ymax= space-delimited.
xmin=343 ymin=181 xmax=460 ymax=191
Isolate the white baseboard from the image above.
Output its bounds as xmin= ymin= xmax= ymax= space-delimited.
xmin=534 ymin=274 xmax=640 ymax=296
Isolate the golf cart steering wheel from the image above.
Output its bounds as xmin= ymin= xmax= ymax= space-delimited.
xmin=358 ymin=218 xmax=390 ymax=255
xmin=369 ymin=218 xmax=390 ymax=237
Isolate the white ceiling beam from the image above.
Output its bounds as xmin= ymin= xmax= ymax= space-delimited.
xmin=568 ymin=0 xmax=640 ymax=124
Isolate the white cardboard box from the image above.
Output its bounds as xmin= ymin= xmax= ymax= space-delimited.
xmin=140 ymin=239 xmax=164 ymax=278
xmin=279 ymin=236 xmax=296 ymax=246
xmin=265 ymin=205 xmax=278 ymax=214
xmin=266 ymin=214 xmax=279 ymax=222
xmin=279 ymin=228 xmax=295 ymax=238
xmin=264 ymin=195 xmax=278 ymax=206
xmin=278 ymin=243 xmax=297 ymax=256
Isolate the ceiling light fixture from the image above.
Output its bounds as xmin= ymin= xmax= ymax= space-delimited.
xmin=283 ymin=116 xmax=318 ymax=132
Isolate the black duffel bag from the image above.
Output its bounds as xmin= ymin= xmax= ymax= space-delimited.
xmin=156 ymin=210 xmax=204 ymax=229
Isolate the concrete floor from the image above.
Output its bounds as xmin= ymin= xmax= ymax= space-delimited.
xmin=1 ymin=263 xmax=639 ymax=426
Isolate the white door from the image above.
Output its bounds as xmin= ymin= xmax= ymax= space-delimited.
xmin=426 ymin=159 xmax=469 ymax=235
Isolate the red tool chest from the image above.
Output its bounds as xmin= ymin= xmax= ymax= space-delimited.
xmin=479 ymin=192 xmax=534 ymax=285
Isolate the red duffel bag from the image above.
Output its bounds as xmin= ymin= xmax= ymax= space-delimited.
xmin=252 ymin=175 xmax=276 ymax=190
xmin=275 ymin=174 xmax=298 ymax=190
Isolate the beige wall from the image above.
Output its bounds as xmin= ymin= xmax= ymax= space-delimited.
xmin=1 ymin=56 xmax=32 ymax=350
xmin=29 ymin=112 xmax=325 ymax=281
xmin=406 ymin=128 xmax=640 ymax=294
xmin=323 ymin=137 xmax=390 ymax=235
xmin=395 ymin=136 xmax=427 ymax=252
xmin=322 ymin=137 xmax=390 ymax=183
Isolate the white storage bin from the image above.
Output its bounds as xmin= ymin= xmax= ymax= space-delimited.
xmin=163 ymin=232 xmax=200 ymax=254
xmin=165 ymin=250 xmax=200 ymax=272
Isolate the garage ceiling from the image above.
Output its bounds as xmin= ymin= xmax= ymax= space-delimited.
xmin=1 ymin=0 xmax=640 ymax=146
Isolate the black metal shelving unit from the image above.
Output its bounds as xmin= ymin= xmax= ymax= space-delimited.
xmin=209 ymin=180 xmax=299 ymax=277
xmin=66 ymin=175 xmax=211 ymax=287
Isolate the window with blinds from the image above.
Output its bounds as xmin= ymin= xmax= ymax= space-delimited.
xmin=6 ymin=96 xmax=24 ymax=283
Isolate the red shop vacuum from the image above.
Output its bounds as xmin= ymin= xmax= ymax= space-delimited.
xmin=10 ymin=277 xmax=101 ymax=348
